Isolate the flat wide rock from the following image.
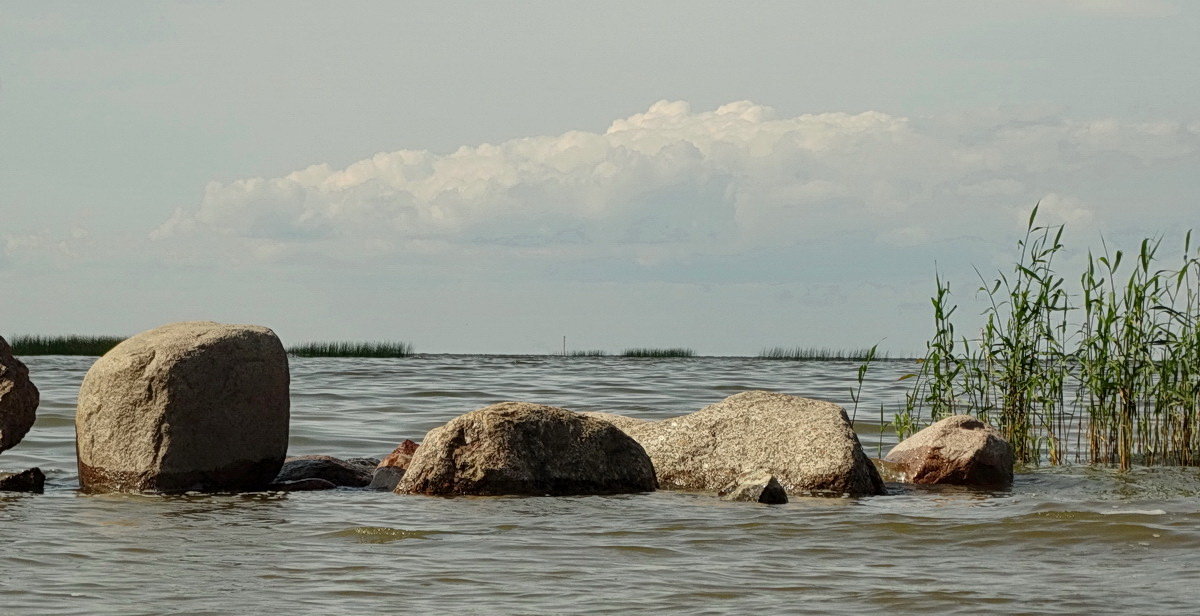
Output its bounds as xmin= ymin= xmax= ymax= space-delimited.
xmin=624 ymin=391 xmax=884 ymax=497
xmin=397 ymin=402 xmax=657 ymax=496
xmin=884 ymin=415 xmax=1014 ymax=487
xmin=274 ymin=455 xmax=373 ymax=487
xmin=0 ymin=335 xmax=39 ymax=454
xmin=75 ymin=321 xmax=290 ymax=493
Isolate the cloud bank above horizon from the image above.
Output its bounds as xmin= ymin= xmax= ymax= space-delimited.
xmin=148 ymin=100 xmax=1200 ymax=270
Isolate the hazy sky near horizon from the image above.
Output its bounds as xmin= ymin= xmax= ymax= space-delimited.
xmin=3 ymin=1 xmax=1199 ymax=355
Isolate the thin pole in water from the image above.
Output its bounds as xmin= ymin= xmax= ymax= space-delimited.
xmin=562 ymin=336 xmax=566 ymax=356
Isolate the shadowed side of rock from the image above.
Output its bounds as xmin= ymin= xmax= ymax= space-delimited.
xmin=0 ymin=335 xmax=39 ymax=454
xmin=0 ymin=467 xmax=45 ymax=493
xmin=397 ymin=402 xmax=657 ymax=496
xmin=273 ymin=455 xmax=374 ymax=487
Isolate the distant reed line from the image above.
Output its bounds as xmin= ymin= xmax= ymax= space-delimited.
xmin=621 ymin=348 xmax=695 ymax=358
xmin=759 ymin=346 xmax=888 ymax=361
xmin=898 ymin=205 xmax=1200 ymax=469
xmin=287 ymin=341 xmax=414 ymax=358
xmin=7 ymin=335 xmax=125 ymax=356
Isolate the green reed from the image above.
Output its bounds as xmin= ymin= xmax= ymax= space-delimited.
xmin=759 ymin=346 xmax=887 ymax=361
xmin=901 ymin=206 xmax=1200 ymax=468
xmin=621 ymin=348 xmax=696 ymax=358
xmin=7 ymin=335 xmax=126 ymax=356
xmin=287 ymin=341 xmax=415 ymax=358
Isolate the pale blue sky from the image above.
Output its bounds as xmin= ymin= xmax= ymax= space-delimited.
xmin=3 ymin=1 xmax=1199 ymax=355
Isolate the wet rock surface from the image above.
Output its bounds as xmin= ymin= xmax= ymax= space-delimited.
xmin=619 ymin=391 xmax=885 ymax=497
xmin=274 ymin=455 xmax=374 ymax=487
xmin=397 ymin=402 xmax=657 ymax=496
xmin=268 ymin=478 xmax=338 ymax=492
xmin=0 ymin=335 xmax=39 ymax=454
xmin=884 ymin=415 xmax=1015 ymax=487
xmin=75 ymin=321 xmax=290 ymax=493
xmin=0 ymin=467 xmax=45 ymax=493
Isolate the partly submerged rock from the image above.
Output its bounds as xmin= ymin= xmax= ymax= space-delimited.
xmin=623 ymin=391 xmax=884 ymax=497
xmin=0 ymin=335 xmax=39 ymax=454
xmin=719 ymin=470 xmax=788 ymax=504
xmin=884 ymin=415 xmax=1014 ymax=487
xmin=268 ymin=478 xmax=338 ymax=492
xmin=378 ymin=439 xmax=419 ymax=470
xmin=396 ymin=402 xmax=657 ymax=496
xmin=368 ymin=466 xmax=405 ymax=491
xmin=274 ymin=455 xmax=373 ymax=487
xmin=75 ymin=321 xmax=290 ymax=493
xmin=0 ymin=467 xmax=45 ymax=493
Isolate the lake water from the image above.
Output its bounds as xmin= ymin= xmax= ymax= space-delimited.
xmin=3 ymin=355 xmax=1199 ymax=615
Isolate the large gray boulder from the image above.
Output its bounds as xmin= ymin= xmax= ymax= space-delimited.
xmin=0 ymin=335 xmax=39 ymax=454
xmin=620 ymin=391 xmax=884 ymax=497
xmin=884 ymin=415 xmax=1014 ymax=487
xmin=396 ymin=402 xmax=657 ymax=496
xmin=75 ymin=321 xmax=290 ymax=493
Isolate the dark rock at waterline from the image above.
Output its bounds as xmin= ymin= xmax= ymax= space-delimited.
xmin=75 ymin=321 xmax=290 ymax=493
xmin=615 ymin=391 xmax=884 ymax=497
xmin=368 ymin=466 xmax=405 ymax=491
xmin=0 ymin=467 xmax=45 ymax=493
xmin=268 ymin=478 xmax=338 ymax=492
xmin=396 ymin=402 xmax=657 ymax=496
xmin=719 ymin=470 xmax=788 ymax=504
xmin=884 ymin=415 xmax=1014 ymax=487
xmin=274 ymin=455 xmax=373 ymax=487
xmin=0 ymin=335 xmax=39 ymax=455
xmin=346 ymin=457 xmax=381 ymax=468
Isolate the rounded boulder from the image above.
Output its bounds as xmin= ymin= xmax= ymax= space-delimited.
xmin=396 ymin=402 xmax=657 ymax=496
xmin=75 ymin=321 xmax=290 ymax=493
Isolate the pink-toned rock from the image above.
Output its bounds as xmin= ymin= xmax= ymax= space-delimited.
xmin=378 ymin=439 xmax=419 ymax=470
xmin=884 ymin=415 xmax=1014 ymax=487
xmin=0 ymin=335 xmax=39 ymax=454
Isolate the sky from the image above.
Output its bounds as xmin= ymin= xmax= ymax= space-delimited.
xmin=2 ymin=1 xmax=1199 ymax=356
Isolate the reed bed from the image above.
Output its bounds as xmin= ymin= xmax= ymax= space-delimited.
xmin=287 ymin=341 xmax=414 ymax=358
xmin=621 ymin=348 xmax=696 ymax=358
xmin=900 ymin=207 xmax=1200 ymax=468
xmin=7 ymin=335 xmax=125 ymax=356
xmin=759 ymin=346 xmax=887 ymax=360
xmin=567 ymin=350 xmax=609 ymax=357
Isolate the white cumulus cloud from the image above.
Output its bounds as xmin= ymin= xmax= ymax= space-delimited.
xmin=153 ymin=100 xmax=1200 ymax=264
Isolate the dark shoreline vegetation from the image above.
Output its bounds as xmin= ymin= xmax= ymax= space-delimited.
xmin=621 ymin=347 xmax=696 ymax=358
xmin=759 ymin=346 xmax=887 ymax=361
xmin=286 ymin=341 xmax=415 ymax=358
xmin=897 ymin=206 xmax=1200 ymax=470
xmin=8 ymin=335 xmax=125 ymax=356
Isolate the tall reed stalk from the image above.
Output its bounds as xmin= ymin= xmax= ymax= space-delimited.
xmin=901 ymin=206 xmax=1200 ymax=468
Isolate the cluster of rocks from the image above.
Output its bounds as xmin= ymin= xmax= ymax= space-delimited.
xmin=2 ymin=320 xmax=1016 ymax=503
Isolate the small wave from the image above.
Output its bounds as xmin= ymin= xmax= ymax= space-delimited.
xmin=1099 ymin=509 xmax=1167 ymax=516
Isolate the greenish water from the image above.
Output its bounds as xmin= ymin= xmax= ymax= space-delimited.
xmin=2 ymin=355 xmax=1198 ymax=614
